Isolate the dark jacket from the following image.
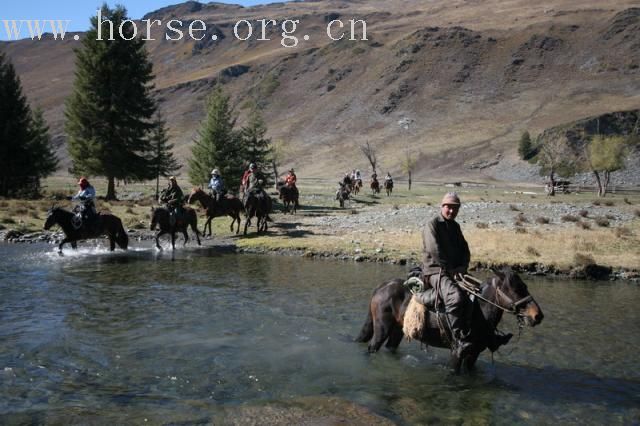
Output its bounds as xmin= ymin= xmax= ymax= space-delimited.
xmin=421 ymin=213 xmax=470 ymax=276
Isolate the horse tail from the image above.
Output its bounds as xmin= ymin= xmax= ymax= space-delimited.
xmin=115 ymin=219 xmax=128 ymax=249
xmin=355 ymin=307 xmax=374 ymax=343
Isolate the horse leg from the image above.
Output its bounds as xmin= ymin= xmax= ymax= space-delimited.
xmin=368 ymin=308 xmax=393 ymax=353
xmin=109 ymin=233 xmax=116 ymax=251
xmin=156 ymin=230 xmax=165 ymax=250
xmin=192 ymin=222 xmax=201 ymax=246
xmin=71 ymin=241 xmax=77 ymax=250
xmin=204 ymin=217 xmax=212 ymax=236
xmin=182 ymin=229 xmax=189 ymax=246
xmin=355 ymin=309 xmax=374 ymax=343
xmin=385 ymin=325 xmax=405 ymax=351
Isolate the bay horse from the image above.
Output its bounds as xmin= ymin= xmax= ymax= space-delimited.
xmin=384 ymin=179 xmax=393 ymax=196
xmin=352 ymin=179 xmax=362 ymax=195
xmin=43 ymin=206 xmax=128 ymax=252
xmin=371 ymin=179 xmax=380 ymax=194
xmin=150 ymin=206 xmax=201 ymax=250
xmin=243 ymin=191 xmax=272 ymax=235
xmin=355 ymin=267 xmax=543 ymax=373
xmin=336 ymin=182 xmax=350 ymax=208
xmin=276 ymin=181 xmax=299 ymax=214
xmin=187 ymin=187 xmax=243 ymax=235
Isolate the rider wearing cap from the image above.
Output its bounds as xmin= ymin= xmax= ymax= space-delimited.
xmin=208 ymin=168 xmax=225 ymax=202
xmin=414 ymin=192 xmax=512 ymax=357
xmin=70 ymin=177 xmax=97 ymax=230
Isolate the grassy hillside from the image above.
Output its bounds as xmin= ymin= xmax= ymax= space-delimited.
xmin=1 ymin=0 xmax=639 ymax=183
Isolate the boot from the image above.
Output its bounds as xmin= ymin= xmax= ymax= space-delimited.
xmin=447 ymin=311 xmax=473 ymax=359
xmin=487 ymin=332 xmax=513 ymax=352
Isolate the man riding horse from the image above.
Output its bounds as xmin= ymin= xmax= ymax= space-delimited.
xmin=208 ymin=168 xmax=226 ymax=202
xmin=241 ymin=163 xmax=267 ymax=206
xmin=68 ymin=177 xmax=98 ymax=232
xmin=413 ymin=192 xmax=512 ymax=358
xmin=285 ymin=168 xmax=299 ymax=199
xmin=159 ymin=176 xmax=184 ymax=226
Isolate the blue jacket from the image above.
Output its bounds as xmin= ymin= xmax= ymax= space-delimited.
xmin=208 ymin=176 xmax=225 ymax=193
xmin=72 ymin=185 xmax=96 ymax=203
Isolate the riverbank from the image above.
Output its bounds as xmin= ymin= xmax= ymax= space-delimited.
xmin=2 ymin=183 xmax=639 ymax=281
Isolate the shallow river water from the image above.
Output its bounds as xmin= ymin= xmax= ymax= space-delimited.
xmin=0 ymin=242 xmax=639 ymax=424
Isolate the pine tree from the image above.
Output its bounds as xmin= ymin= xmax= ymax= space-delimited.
xmin=518 ymin=131 xmax=535 ymax=160
xmin=149 ymin=112 xmax=181 ymax=199
xmin=65 ymin=4 xmax=157 ymax=200
xmin=0 ymin=53 xmax=58 ymax=197
xmin=241 ymin=108 xmax=273 ymax=185
xmin=188 ymin=86 xmax=244 ymax=192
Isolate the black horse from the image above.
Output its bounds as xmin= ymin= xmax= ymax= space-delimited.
xmin=336 ymin=182 xmax=350 ymax=208
xmin=384 ymin=179 xmax=393 ymax=196
xmin=355 ymin=268 xmax=544 ymax=373
xmin=243 ymin=191 xmax=272 ymax=235
xmin=43 ymin=207 xmax=128 ymax=252
xmin=187 ymin=187 xmax=244 ymax=235
xmin=150 ymin=206 xmax=201 ymax=250
xmin=276 ymin=181 xmax=299 ymax=214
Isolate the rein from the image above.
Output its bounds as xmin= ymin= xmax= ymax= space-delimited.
xmin=458 ymin=275 xmax=531 ymax=316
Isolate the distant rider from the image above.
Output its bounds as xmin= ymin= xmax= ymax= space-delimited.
xmin=208 ymin=168 xmax=225 ymax=202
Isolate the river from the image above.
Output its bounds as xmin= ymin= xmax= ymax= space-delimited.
xmin=1 ymin=242 xmax=639 ymax=424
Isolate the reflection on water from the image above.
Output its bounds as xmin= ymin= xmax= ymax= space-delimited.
xmin=0 ymin=242 xmax=639 ymax=424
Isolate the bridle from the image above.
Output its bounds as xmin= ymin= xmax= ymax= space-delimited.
xmin=459 ymin=275 xmax=533 ymax=317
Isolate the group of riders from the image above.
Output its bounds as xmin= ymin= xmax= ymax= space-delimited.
xmin=65 ymin=174 xmax=511 ymax=358
xmin=338 ymin=169 xmax=393 ymax=196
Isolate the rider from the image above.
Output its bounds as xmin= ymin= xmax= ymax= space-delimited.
xmin=160 ymin=176 xmax=184 ymax=225
xmin=243 ymin=163 xmax=266 ymax=205
xmin=70 ymin=177 xmax=97 ymax=230
xmin=413 ymin=192 xmax=512 ymax=357
xmin=342 ymin=172 xmax=353 ymax=189
xmin=384 ymin=172 xmax=393 ymax=186
xmin=208 ymin=168 xmax=225 ymax=202
xmin=240 ymin=163 xmax=255 ymax=197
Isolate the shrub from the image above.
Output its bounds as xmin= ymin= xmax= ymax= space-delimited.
xmin=1 ymin=217 xmax=16 ymax=224
xmin=624 ymin=197 xmax=632 ymax=205
xmin=12 ymin=207 xmax=28 ymax=215
xmin=578 ymin=210 xmax=589 ymax=218
xmin=605 ymin=214 xmax=616 ymax=220
xmin=561 ymin=215 xmax=579 ymax=222
xmin=592 ymin=200 xmax=601 ymax=206
xmin=509 ymin=204 xmax=520 ymax=212
xmin=515 ymin=227 xmax=527 ymax=234
xmin=603 ymin=200 xmax=614 ymax=207
xmin=574 ymin=252 xmax=595 ymax=266
xmin=526 ymin=246 xmax=540 ymax=257
xmin=614 ymin=227 xmax=632 ymax=238
xmin=125 ymin=207 xmax=135 ymax=214
xmin=29 ymin=211 xmax=39 ymax=219
xmin=535 ymin=217 xmax=550 ymax=224
xmin=595 ymin=217 xmax=610 ymax=227
xmin=475 ymin=222 xmax=489 ymax=229
xmin=576 ymin=221 xmax=591 ymax=230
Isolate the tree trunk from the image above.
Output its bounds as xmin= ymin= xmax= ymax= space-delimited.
xmin=155 ymin=174 xmax=160 ymax=200
xmin=601 ymin=171 xmax=611 ymax=197
xmin=593 ymin=170 xmax=604 ymax=197
xmin=106 ymin=176 xmax=116 ymax=200
xmin=408 ymin=171 xmax=412 ymax=191
xmin=271 ymin=159 xmax=279 ymax=190
xmin=548 ymin=171 xmax=556 ymax=196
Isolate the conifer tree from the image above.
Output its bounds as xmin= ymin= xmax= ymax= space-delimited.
xmin=0 ymin=53 xmax=58 ymax=197
xmin=188 ymin=86 xmax=244 ymax=192
xmin=149 ymin=112 xmax=181 ymax=199
xmin=65 ymin=4 xmax=157 ymax=200
xmin=241 ymin=108 xmax=273 ymax=184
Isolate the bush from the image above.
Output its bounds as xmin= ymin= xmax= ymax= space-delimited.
xmin=526 ymin=246 xmax=540 ymax=257
xmin=476 ymin=222 xmax=489 ymax=229
xmin=576 ymin=221 xmax=591 ymax=230
xmin=1 ymin=217 xmax=16 ymax=224
xmin=604 ymin=200 xmax=615 ymax=206
xmin=595 ymin=217 xmax=610 ymax=227
xmin=535 ymin=217 xmax=550 ymax=224
xmin=509 ymin=204 xmax=520 ymax=212
xmin=515 ymin=227 xmax=527 ymax=234
xmin=578 ymin=210 xmax=589 ymax=217
xmin=592 ymin=200 xmax=601 ymax=206
xmin=605 ymin=214 xmax=616 ymax=220
xmin=561 ymin=215 xmax=579 ymax=222
xmin=624 ymin=197 xmax=632 ymax=205
xmin=614 ymin=227 xmax=632 ymax=238
xmin=574 ymin=252 xmax=595 ymax=266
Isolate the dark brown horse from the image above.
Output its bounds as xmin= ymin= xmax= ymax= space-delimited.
xmin=355 ymin=267 xmax=543 ymax=373
xmin=384 ymin=179 xmax=393 ymax=196
xmin=371 ymin=179 xmax=380 ymax=194
xmin=243 ymin=191 xmax=272 ymax=235
xmin=352 ymin=179 xmax=362 ymax=195
xmin=276 ymin=181 xmax=299 ymax=214
xmin=187 ymin=187 xmax=243 ymax=235
xmin=150 ymin=206 xmax=201 ymax=250
xmin=336 ymin=182 xmax=350 ymax=208
xmin=43 ymin=206 xmax=128 ymax=252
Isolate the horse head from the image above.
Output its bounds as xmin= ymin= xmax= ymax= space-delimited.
xmin=491 ymin=267 xmax=544 ymax=327
xmin=43 ymin=206 xmax=59 ymax=230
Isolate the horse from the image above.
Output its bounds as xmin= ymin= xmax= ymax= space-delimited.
xmin=150 ymin=206 xmax=201 ymax=250
xmin=243 ymin=191 xmax=272 ymax=235
xmin=43 ymin=206 xmax=128 ymax=252
xmin=276 ymin=181 xmax=299 ymax=214
xmin=187 ymin=187 xmax=243 ymax=235
xmin=336 ymin=183 xmax=350 ymax=208
xmin=371 ymin=179 xmax=380 ymax=194
xmin=352 ymin=179 xmax=362 ymax=195
xmin=355 ymin=267 xmax=544 ymax=373
xmin=384 ymin=179 xmax=393 ymax=196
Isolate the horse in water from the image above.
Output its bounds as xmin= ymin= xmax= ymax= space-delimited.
xmin=150 ymin=206 xmax=201 ymax=250
xmin=243 ymin=191 xmax=272 ymax=235
xmin=187 ymin=188 xmax=243 ymax=235
xmin=276 ymin=181 xmax=299 ymax=214
xmin=384 ymin=179 xmax=393 ymax=196
xmin=355 ymin=267 xmax=543 ymax=373
xmin=43 ymin=206 xmax=128 ymax=252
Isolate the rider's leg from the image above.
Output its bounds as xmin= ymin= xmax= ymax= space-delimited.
xmin=439 ymin=275 xmax=473 ymax=358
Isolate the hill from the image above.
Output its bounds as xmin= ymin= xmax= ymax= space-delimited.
xmin=2 ymin=0 xmax=639 ymax=184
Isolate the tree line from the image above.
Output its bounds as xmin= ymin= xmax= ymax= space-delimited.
xmin=1 ymin=4 xmax=274 ymax=200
